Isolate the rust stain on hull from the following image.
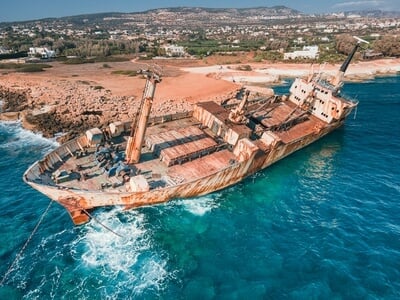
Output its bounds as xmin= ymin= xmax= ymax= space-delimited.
xmin=24 ymin=103 xmax=356 ymax=226
xmin=24 ymin=120 xmax=348 ymax=226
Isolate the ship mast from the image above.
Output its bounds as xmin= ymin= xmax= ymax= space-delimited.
xmin=125 ymin=69 xmax=161 ymax=164
xmin=331 ymin=36 xmax=369 ymax=91
xmin=229 ymin=90 xmax=250 ymax=124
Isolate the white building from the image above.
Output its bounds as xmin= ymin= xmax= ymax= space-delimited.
xmin=28 ymin=47 xmax=56 ymax=59
xmin=284 ymin=45 xmax=319 ymax=60
xmin=0 ymin=46 xmax=11 ymax=54
xmin=162 ymin=45 xmax=185 ymax=57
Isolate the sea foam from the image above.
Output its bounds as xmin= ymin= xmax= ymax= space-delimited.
xmin=0 ymin=121 xmax=58 ymax=155
xmin=175 ymin=195 xmax=220 ymax=216
xmin=71 ymin=208 xmax=171 ymax=297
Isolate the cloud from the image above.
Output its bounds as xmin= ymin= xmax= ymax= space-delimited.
xmin=333 ymin=0 xmax=385 ymax=9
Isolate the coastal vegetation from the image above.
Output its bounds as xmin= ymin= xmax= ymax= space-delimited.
xmin=1 ymin=7 xmax=399 ymax=66
xmin=373 ymin=35 xmax=400 ymax=57
xmin=60 ymin=55 xmax=130 ymax=65
xmin=1 ymin=32 xmax=398 ymax=67
xmin=0 ymin=62 xmax=52 ymax=72
xmin=111 ymin=70 xmax=139 ymax=76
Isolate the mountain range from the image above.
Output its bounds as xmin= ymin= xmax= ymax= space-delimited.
xmin=2 ymin=6 xmax=399 ymax=26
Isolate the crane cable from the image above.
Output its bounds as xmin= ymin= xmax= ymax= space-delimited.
xmin=0 ymin=200 xmax=53 ymax=287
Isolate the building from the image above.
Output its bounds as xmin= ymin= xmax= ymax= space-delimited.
xmin=363 ymin=49 xmax=383 ymax=60
xmin=28 ymin=47 xmax=56 ymax=59
xmin=162 ymin=44 xmax=186 ymax=57
xmin=0 ymin=46 xmax=11 ymax=54
xmin=284 ymin=45 xmax=319 ymax=60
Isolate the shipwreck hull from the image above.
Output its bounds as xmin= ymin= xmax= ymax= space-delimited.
xmin=24 ymin=118 xmax=342 ymax=225
xmin=24 ymin=41 xmax=364 ymax=225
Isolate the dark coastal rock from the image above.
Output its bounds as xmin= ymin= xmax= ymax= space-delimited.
xmin=0 ymin=86 xmax=29 ymax=111
xmin=24 ymin=111 xmax=68 ymax=138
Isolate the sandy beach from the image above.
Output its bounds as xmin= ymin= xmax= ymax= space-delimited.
xmin=1 ymin=57 xmax=399 ymax=141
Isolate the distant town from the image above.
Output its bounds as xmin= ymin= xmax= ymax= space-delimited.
xmin=0 ymin=6 xmax=399 ymax=64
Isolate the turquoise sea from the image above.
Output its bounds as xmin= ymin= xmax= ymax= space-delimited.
xmin=0 ymin=76 xmax=399 ymax=299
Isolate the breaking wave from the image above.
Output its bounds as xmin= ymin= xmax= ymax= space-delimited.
xmin=70 ymin=208 xmax=172 ymax=297
xmin=174 ymin=195 xmax=220 ymax=216
xmin=0 ymin=121 xmax=58 ymax=156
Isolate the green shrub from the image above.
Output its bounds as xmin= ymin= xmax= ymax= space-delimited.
xmin=16 ymin=65 xmax=45 ymax=72
xmin=95 ymin=56 xmax=130 ymax=63
xmin=111 ymin=70 xmax=138 ymax=76
xmin=63 ymin=56 xmax=130 ymax=65
xmin=63 ymin=57 xmax=95 ymax=64
xmin=0 ymin=63 xmax=52 ymax=72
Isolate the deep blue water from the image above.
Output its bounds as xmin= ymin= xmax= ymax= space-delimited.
xmin=0 ymin=76 xmax=399 ymax=299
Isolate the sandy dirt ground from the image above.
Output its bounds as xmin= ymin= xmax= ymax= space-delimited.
xmin=1 ymin=56 xmax=399 ymax=140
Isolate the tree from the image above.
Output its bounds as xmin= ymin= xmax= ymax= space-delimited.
xmin=103 ymin=45 xmax=111 ymax=56
xmin=373 ymin=35 xmax=400 ymax=57
xmin=53 ymin=39 xmax=77 ymax=55
xmin=138 ymin=43 xmax=148 ymax=53
xmin=335 ymin=34 xmax=356 ymax=55
xmin=33 ymin=38 xmax=53 ymax=48
xmin=264 ymin=39 xmax=289 ymax=51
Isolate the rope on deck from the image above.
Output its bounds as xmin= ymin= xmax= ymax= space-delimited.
xmin=0 ymin=200 xmax=53 ymax=287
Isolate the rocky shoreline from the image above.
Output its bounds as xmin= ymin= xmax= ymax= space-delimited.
xmin=1 ymin=58 xmax=399 ymax=143
xmin=0 ymin=84 xmax=197 ymax=143
xmin=0 ymin=72 xmax=238 ymax=143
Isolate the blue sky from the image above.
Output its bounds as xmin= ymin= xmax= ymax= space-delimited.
xmin=1 ymin=0 xmax=399 ymax=22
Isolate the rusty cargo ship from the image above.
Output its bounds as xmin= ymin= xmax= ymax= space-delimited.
xmin=23 ymin=40 xmax=363 ymax=225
